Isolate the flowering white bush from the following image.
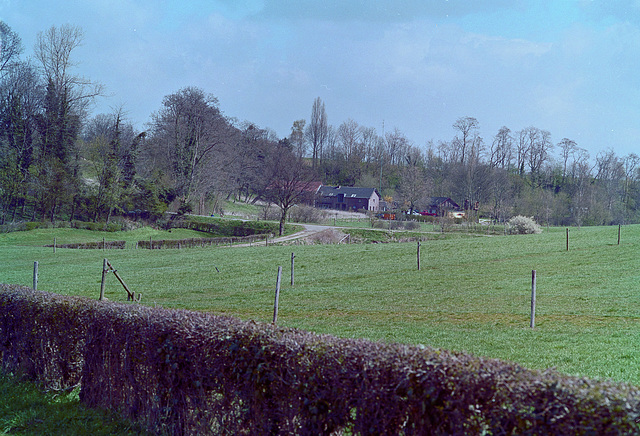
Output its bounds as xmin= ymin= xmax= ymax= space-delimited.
xmin=507 ymin=215 xmax=542 ymax=234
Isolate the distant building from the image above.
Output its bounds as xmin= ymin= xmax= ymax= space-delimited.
xmin=424 ymin=197 xmax=461 ymax=217
xmin=316 ymin=186 xmax=380 ymax=212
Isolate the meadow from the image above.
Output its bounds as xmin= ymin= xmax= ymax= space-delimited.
xmin=1 ymin=222 xmax=639 ymax=387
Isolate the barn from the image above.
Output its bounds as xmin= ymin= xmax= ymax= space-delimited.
xmin=316 ymin=186 xmax=380 ymax=212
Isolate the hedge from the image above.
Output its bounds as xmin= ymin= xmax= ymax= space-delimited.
xmin=44 ymin=240 xmax=127 ymax=250
xmin=138 ymin=234 xmax=271 ymax=249
xmin=1 ymin=284 xmax=639 ymax=435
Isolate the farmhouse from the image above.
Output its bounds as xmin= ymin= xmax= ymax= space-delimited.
xmin=424 ymin=197 xmax=461 ymax=217
xmin=316 ymin=186 xmax=380 ymax=212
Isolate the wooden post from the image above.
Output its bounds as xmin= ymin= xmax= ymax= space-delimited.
xmin=530 ymin=270 xmax=537 ymax=329
xmin=291 ymin=252 xmax=295 ymax=286
xmin=150 ymin=237 xmax=152 ymax=249
xmin=33 ymin=261 xmax=38 ymax=290
xmin=106 ymin=259 xmax=135 ymax=301
xmin=417 ymin=241 xmax=421 ymax=271
xmin=103 ymin=237 xmax=106 ymax=251
xmin=566 ymin=228 xmax=569 ymax=251
xmin=53 ymin=237 xmax=56 ymax=253
xmin=273 ymin=266 xmax=282 ymax=324
xmin=618 ymin=224 xmax=621 ymax=245
xmin=99 ymin=258 xmax=107 ymax=300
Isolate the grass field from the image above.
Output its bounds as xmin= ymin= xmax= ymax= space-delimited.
xmin=1 ymin=223 xmax=639 ymax=387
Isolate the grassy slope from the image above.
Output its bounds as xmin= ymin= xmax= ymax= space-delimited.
xmin=0 ymin=224 xmax=639 ymax=385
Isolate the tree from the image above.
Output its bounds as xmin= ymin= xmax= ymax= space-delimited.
xmin=83 ymin=109 xmax=141 ymax=221
xmin=398 ymin=163 xmax=428 ymax=214
xmin=0 ymin=60 xmax=43 ymax=220
xmin=32 ymin=24 xmax=103 ymax=220
xmin=0 ymin=21 xmax=23 ymax=77
xmin=290 ymin=119 xmax=306 ymax=158
xmin=452 ymin=116 xmax=479 ymax=164
xmin=305 ymin=97 xmax=327 ymax=170
xmin=263 ymin=145 xmax=317 ymax=236
xmin=490 ymin=126 xmax=513 ymax=169
xmin=526 ymin=127 xmax=553 ymax=186
xmin=558 ymin=137 xmax=578 ymax=182
xmin=147 ymin=87 xmax=234 ymax=207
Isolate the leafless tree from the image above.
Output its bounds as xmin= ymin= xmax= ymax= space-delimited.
xmin=34 ymin=24 xmax=103 ymax=114
xmin=558 ymin=137 xmax=578 ymax=181
xmin=0 ymin=21 xmax=23 ymax=77
xmin=337 ymin=118 xmax=362 ymax=161
xmin=398 ymin=163 xmax=428 ymax=213
xmin=526 ymin=127 xmax=553 ymax=185
xmin=263 ymin=145 xmax=318 ymax=235
xmin=385 ymin=127 xmax=409 ymax=166
xmin=490 ymin=126 xmax=513 ymax=169
xmin=305 ymin=97 xmax=327 ymax=170
xmin=452 ymin=116 xmax=479 ymax=164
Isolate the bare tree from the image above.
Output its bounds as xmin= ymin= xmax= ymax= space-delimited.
xmin=34 ymin=25 xmax=103 ymax=114
xmin=558 ymin=137 xmax=578 ymax=181
xmin=490 ymin=126 xmax=513 ymax=169
xmin=452 ymin=116 xmax=479 ymax=164
xmin=384 ymin=127 xmax=409 ymax=166
xmin=263 ymin=145 xmax=318 ymax=235
xmin=0 ymin=21 xmax=23 ymax=77
xmin=526 ymin=127 xmax=553 ymax=185
xmin=305 ymin=97 xmax=327 ymax=170
xmin=398 ymin=163 xmax=428 ymax=214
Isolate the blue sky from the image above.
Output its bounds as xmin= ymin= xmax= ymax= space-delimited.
xmin=2 ymin=0 xmax=640 ymax=160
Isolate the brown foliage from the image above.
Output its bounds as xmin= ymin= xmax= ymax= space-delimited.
xmin=1 ymin=284 xmax=639 ymax=435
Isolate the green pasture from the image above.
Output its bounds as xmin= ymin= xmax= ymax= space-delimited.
xmin=1 ymin=224 xmax=639 ymax=386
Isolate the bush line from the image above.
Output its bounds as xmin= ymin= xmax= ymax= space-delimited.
xmin=1 ymin=284 xmax=639 ymax=434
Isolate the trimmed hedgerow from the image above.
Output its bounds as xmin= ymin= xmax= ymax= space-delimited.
xmin=44 ymin=240 xmax=127 ymax=250
xmin=138 ymin=234 xmax=271 ymax=249
xmin=1 ymin=284 xmax=639 ymax=435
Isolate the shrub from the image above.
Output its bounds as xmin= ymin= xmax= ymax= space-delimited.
xmin=508 ymin=215 xmax=542 ymax=235
xmin=404 ymin=220 xmax=421 ymax=230
xmin=2 ymin=285 xmax=640 ymax=435
xmin=288 ymin=205 xmax=327 ymax=223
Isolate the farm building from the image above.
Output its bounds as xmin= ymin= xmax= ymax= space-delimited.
xmin=316 ymin=186 xmax=380 ymax=212
xmin=424 ymin=197 xmax=461 ymax=217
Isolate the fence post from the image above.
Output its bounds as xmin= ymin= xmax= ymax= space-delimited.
xmin=273 ymin=266 xmax=282 ymax=324
xmin=53 ymin=237 xmax=56 ymax=253
xmin=33 ymin=261 xmax=38 ymax=290
xmin=566 ymin=228 xmax=569 ymax=251
xmin=291 ymin=252 xmax=295 ymax=286
xmin=618 ymin=224 xmax=621 ymax=245
xmin=530 ymin=270 xmax=537 ymax=329
xmin=99 ymin=258 xmax=108 ymax=300
xmin=417 ymin=241 xmax=421 ymax=271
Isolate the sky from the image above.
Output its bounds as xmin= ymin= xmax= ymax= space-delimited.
xmin=2 ymin=0 xmax=640 ymax=160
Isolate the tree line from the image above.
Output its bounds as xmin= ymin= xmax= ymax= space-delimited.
xmin=1 ymin=22 xmax=638 ymax=230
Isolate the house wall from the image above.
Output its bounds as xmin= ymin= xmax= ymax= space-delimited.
xmin=316 ymin=192 xmax=380 ymax=212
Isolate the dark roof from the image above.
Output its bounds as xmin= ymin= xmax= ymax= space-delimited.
xmin=426 ymin=197 xmax=460 ymax=208
xmin=318 ymin=186 xmax=379 ymax=199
